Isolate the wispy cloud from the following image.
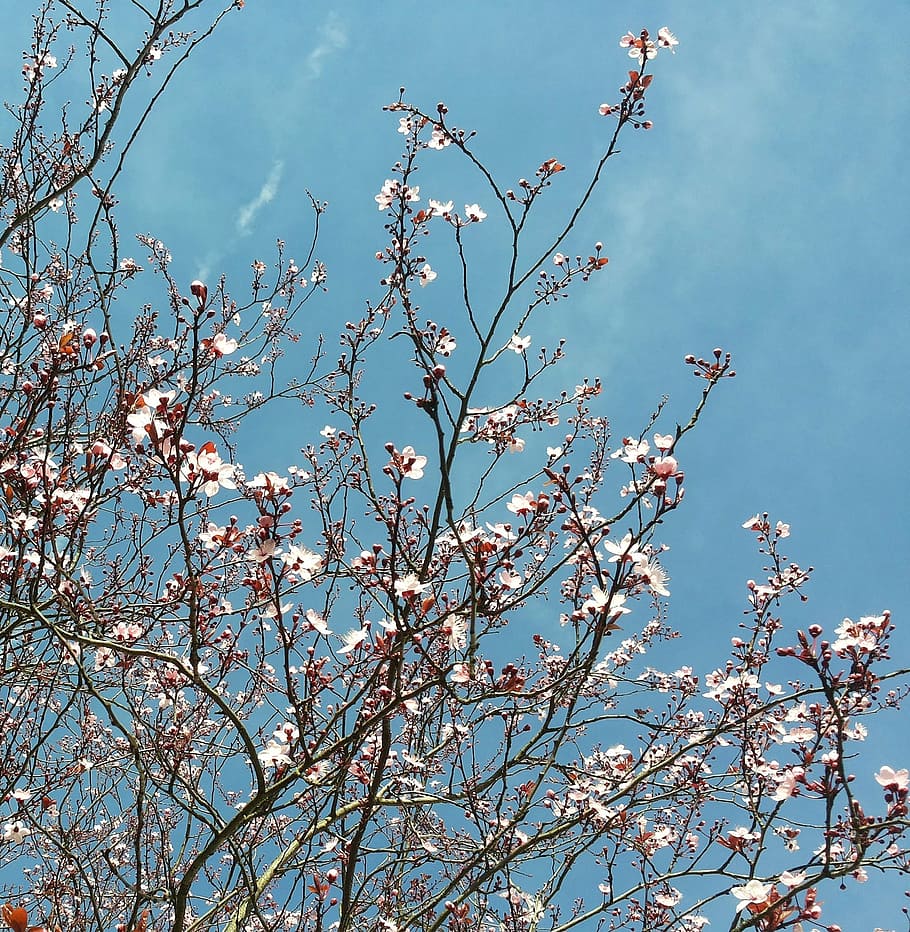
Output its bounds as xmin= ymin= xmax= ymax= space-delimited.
xmin=236 ymin=159 xmax=284 ymax=236
xmin=305 ymin=13 xmax=348 ymax=80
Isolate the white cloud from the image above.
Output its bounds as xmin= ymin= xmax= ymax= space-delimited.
xmin=305 ymin=13 xmax=348 ymax=80
xmin=236 ymin=159 xmax=284 ymax=235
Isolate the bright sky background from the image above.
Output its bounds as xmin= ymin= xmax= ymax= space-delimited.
xmin=3 ymin=1 xmax=908 ymax=926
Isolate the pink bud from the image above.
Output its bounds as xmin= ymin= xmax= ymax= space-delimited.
xmin=33 ymin=313 xmax=47 ymax=328
xmin=83 ymin=328 xmax=97 ymax=348
xmin=190 ymin=280 xmax=208 ymax=305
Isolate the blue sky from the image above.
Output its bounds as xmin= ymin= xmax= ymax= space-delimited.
xmin=3 ymin=0 xmax=907 ymax=925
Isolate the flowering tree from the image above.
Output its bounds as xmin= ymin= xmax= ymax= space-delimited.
xmin=0 ymin=4 xmax=907 ymax=932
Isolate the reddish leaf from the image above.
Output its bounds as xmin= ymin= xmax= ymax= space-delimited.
xmin=58 ymin=331 xmax=77 ymax=355
xmin=2 ymin=905 xmax=29 ymax=932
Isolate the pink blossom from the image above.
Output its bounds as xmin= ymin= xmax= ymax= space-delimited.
xmin=464 ymin=203 xmax=487 ymax=223
xmin=509 ymin=333 xmax=531 ymax=353
xmin=429 ymin=198 xmax=454 ymax=217
xmin=305 ymin=608 xmax=331 ymax=636
xmin=246 ymin=539 xmax=281 ymax=563
xmin=583 ymin=585 xmax=630 ymax=620
xmin=281 ymin=545 xmax=323 ymax=580
xmin=390 ymin=445 xmax=428 ymax=480
xmin=507 ymin=491 xmax=541 ymax=516
xmin=619 ymin=30 xmax=657 ymax=65
xmin=730 ymin=879 xmax=773 ymax=912
xmin=247 ymin=471 xmax=292 ymax=498
xmin=773 ymin=766 xmax=805 ymax=801
xmin=417 ymin=263 xmax=437 ymax=287
xmin=779 ymin=869 xmax=806 ymax=888
xmin=182 ymin=445 xmax=237 ymax=497
xmin=651 ymin=455 xmax=678 ymax=478
xmin=208 ymin=332 xmax=238 ymax=357
xmin=338 ymin=627 xmax=369 ymax=654
xmin=394 ymin=573 xmax=428 ymax=599
xmin=426 ymin=127 xmax=451 ymax=150
xmin=657 ymin=27 xmax=679 ymax=52
xmin=612 ymin=438 xmax=649 ymax=463
xmin=875 ymin=766 xmax=910 ymax=790
xmin=258 ymin=740 xmax=293 ymax=767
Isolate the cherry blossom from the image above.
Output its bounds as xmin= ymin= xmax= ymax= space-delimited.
xmin=417 ymin=262 xmax=437 ymax=286
xmin=181 ymin=444 xmax=237 ymax=496
xmin=394 ymin=573 xmax=428 ymax=598
xmin=258 ymin=740 xmax=293 ymax=767
xmin=388 ymin=444 xmax=428 ymax=480
xmin=2 ymin=821 xmax=30 ymax=844
xmin=429 ymin=198 xmax=454 ymax=216
xmin=508 ymin=332 xmax=532 ymax=353
xmin=875 ymin=766 xmax=910 ymax=790
xmin=338 ymin=627 xmax=369 ymax=654
xmin=620 ymin=30 xmax=658 ymax=65
xmin=657 ymin=26 xmax=679 ymax=52
xmin=464 ymin=203 xmax=487 ymax=222
xmin=730 ymin=879 xmax=774 ymax=912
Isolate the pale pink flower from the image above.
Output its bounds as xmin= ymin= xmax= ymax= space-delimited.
xmin=653 ymin=887 xmax=681 ymax=908
xmin=509 ymin=333 xmax=532 ymax=354
xmin=418 ymin=263 xmax=437 ymax=287
xmin=651 ymin=455 xmax=678 ymax=479
xmin=436 ymin=331 xmax=456 ymax=355
xmin=338 ymin=627 xmax=369 ymax=654
xmin=305 ymin=608 xmax=331 ymax=636
xmin=653 ymin=433 xmax=674 ymax=451
xmin=464 ymin=203 xmax=487 ymax=222
xmin=258 ymin=740 xmax=293 ymax=767
xmin=375 ymin=179 xmax=419 ymax=210
xmin=426 ymin=127 xmax=451 ymax=150
xmin=182 ymin=445 xmax=237 ymax=497
xmin=246 ymin=539 xmax=281 ymax=563
xmin=390 ymin=445 xmax=428 ymax=480
xmin=499 ymin=569 xmax=522 ymax=589
xmin=619 ymin=31 xmax=657 ymax=65
xmin=636 ymin=557 xmax=670 ymax=597
xmin=2 ymin=821 xmax=30 ymax=844
xmin=209 ymin=332 xmax=238 ymax=357
xmin=779 ymin=869 xmax=806 ymax=888
xmin=507 ymin=491 xmax=539 ymax=516
xmin=273 ymin=722 xmax=300 ymax=744
xmin=451 ymin=662 xmax=472 ymax=684
xmin=875 ymin=766 xmax=910 ymax=790
xmin=375 ymin=179 xmax=398 ymax=211
xmin=248 ymin=471 xmax=292 ymax=498
xmin=281 ymin=545 xmax=323 ymax=580
xmin=730 ymin=879 xmax=773 ymax=912
xmin=612 ymin=438 xmax=650 ymax=463
xmin=657 ymin=27 xmax=679 ymax=52
xmin=443 ymin=615 xmax=467 ymax=650
xmin=429 ymin=198 xmax=454 ymax=217
xmin=773 ymin=767 xmax=804 ymax=801
xmin=583 ymin=586 xmax=630 ymax=620
xmin=394 ymin=573 xmax=427 ymax=599
xmin=603 ymin=533 xmax=643 ymax=564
